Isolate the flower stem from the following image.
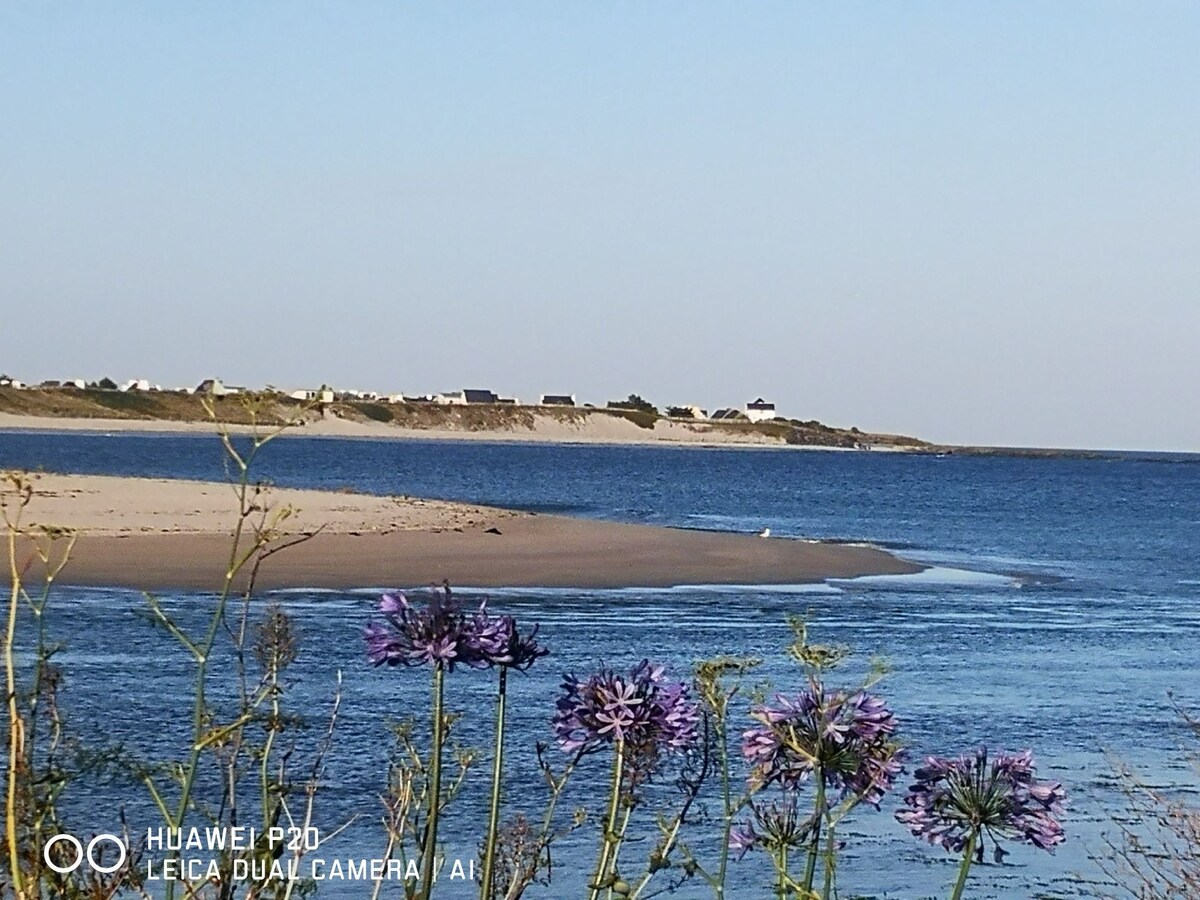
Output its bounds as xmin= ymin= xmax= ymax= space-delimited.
xmin=5 ymin=525 xmax=26 ymax=896
xmin=821 ymin=820 xmax=837 ymax=900
xmin=801 ymin=774 xmax=825 ymax=894
xmin=715 ymin=720 xmax=732 ymax=899
xmin=480 ymin=665 xmax=508 ymax=899
xmin=420 ymin=664 xmax=446 ymax=900
xmin=949 ymin=832 xmax=976 ymax=900
xmin=588 ymin=739 xmax=626 ymax=900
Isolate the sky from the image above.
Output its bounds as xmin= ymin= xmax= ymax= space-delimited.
xmin=2 ymin=3 xmax=1197 ymax=450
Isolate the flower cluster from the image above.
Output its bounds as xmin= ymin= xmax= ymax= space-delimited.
xmin=364 ymin=585 xmax=546 ymax=672
xmin=742 ymin=679 xmax=901 ymax=805
xmin=728 ymin=791 xmax=812 ymax=860
xmin=553 ymin=660 xmax=699 ymax=755
xmin=895 ymin=747 xmax=1066 ymax=853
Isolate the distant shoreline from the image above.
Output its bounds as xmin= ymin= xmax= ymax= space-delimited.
xmin=0 ymin=402 xmax=923 ymax=451
xmin=12 ymin=473 xmax=922 ymax=590
xmin=0 ymin=410 xmax=1184 ymax=460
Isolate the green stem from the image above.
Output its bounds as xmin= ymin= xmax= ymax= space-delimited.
xmin=821 ymin=820 xmax=836 ymax=900
xmin=5 ymin=527 xmax=25 ymax=896
xmin=480 ymin=665 xmax=508 ymax=899
xmin=801 ymin=775 xmax=825 ymax=894
xmin=420 ymin=664 xmax=446 ymax=900
xmin=588 ymin=739 xmax=626 ymax=900
xmin=949 ymin=832 xmax=976 ymax=900
xmin=775 ymin=845 xmax=788 ymax=897
xmin=715 ymin=721 xmax=732 ymax=899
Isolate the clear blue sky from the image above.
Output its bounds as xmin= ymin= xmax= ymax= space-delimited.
xmin=3 ymin=3 xmax=1197 ymax=450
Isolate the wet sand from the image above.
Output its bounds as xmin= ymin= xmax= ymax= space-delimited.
xmin=8 ymin=473 xmax=921 ymax=590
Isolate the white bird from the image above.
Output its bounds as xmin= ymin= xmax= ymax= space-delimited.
xmin=758 ymin=528 xmax=771 ymax=538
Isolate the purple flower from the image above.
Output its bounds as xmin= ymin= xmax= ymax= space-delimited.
xmin=742 ymin=678 xmax=901 ymax=806
xmin=474 ymin=612 xmax=548 ymax=671
xmin=364 ymin=585 xmax=546 ymax=672
xmin=895 ymin=747 xmax=1066 ymax=855
xmin=728 ymin=792 xmax=811 ymax=860
xmin=553 ymin=660 xmax=699 ymax=755
xmin=727 ymin=823 xmax=757 ymax=860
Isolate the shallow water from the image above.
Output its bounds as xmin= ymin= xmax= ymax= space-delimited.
xmin=2 ymin=431 xmax=1198 ymax=898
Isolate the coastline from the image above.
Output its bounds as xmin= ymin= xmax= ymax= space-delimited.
xmin=10 ymin=473 xmax=922 ymax=590
xmin=0 ymin=405 xmax=921 ymax=451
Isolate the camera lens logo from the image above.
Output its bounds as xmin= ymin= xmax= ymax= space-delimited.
xmin=43 ymin=834 xmax=127 ymax=874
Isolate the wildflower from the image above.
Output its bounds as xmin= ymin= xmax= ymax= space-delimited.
xmin=365 ymin=585 xmax=549 ymax=673
xmin=742 ymin=678 xmax=900 ymax=805
xmin=895 ymin=747 xmax=1066 ymax=854
xmin=474 ymin=612 xmax=548 ymax=670
xmin=728 ymin=792 xmax=812 ymax=860
xmin=553 ymin=660 xmax=699 ymax=755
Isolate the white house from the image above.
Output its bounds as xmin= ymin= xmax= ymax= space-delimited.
xmin=0 ymin=377 xmax=24 ymax=389
xmin=289 ymin=388 xmax=335 ymax=404
xmin=196 ymin=379 xmax=242 ymax=397
xmin=121 ymin=379 xmax=158 ymax=392
xmin=434 ymin=391 xmax=467 ymax=405
xmin=744 ymin=398 xmax=777 ymax=422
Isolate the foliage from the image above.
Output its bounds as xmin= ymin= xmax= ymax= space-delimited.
xmin=665 ymin=406 xmax=699 ymax=419
xmin=2 ymin=394 xmax=340 ymax=899
xmin=606 ymin=409 xmax=658 ymax=430
xmin=606 ymin=395 xmax=658 ymax=415
xmin=1096 ymin=697 xmax=1200 ymax=898
xmin=81 ymin=388 xmax=157 ymax=414
xmin=353 ymin=402 xmax=394 ymax=423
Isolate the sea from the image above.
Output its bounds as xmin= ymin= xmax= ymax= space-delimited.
xmin=1 ymin=429 xmax=1197 ymax=899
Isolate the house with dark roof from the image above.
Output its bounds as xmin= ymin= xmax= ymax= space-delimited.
xmin=710 ymin=408 xmax=744 ymax=421
xmin=540 ymin=394 xmax=576 ymax=406
xmin=745 ymin=398 xmax=777 ymax=422
xmin=463 ymin=389 xmax=500 ymax=404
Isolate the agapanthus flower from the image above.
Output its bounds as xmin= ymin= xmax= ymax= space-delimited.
xmin=553 ymin=660 xmax=699 ymax=755
xmin=364 ymin=585 xmax=545 ymax=672
xmin=895 ymin=747 xmax=1066 ymax=855
xmin=472 ymin=610 xmax=548 ymax=671
xmin=742 ymin=678 xmax=901 ymax=806
xmin=728 ymin=792 xmax=812 ymax=860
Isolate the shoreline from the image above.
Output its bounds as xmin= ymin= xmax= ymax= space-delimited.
xmin=9 ymin=473 xmax=922 ymax=590
xmin=0 ymin=409 xmax=915 ymax=451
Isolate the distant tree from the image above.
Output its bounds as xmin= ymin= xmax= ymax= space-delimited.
xmin=666 ymin=406 xmax=696 ymax=419
xmin=606 ymin=394 xmax=658 ymax=415
xmin=96 ymin=377 xmax=118 ymax=390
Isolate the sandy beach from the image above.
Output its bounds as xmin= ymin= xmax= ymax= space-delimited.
xmin=0 ymin=409 xmax=795 ymax=447
xmin=7 ymin=473 xmax=921 ymax=590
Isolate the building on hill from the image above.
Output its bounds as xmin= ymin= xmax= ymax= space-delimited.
xmin=540 ymin=394 xmax=576 ymax=406
xmin=433 ymin=391 xmax=467 ymax=405
xmin=710 ymin=408 xmax=745 ymax=421
xmin=744 ymin=398 xmax=777 ymax=422
xmin=121 ymin=379 xmax=158 ymax=392
xmin=289 ymin=388 xmax=335 ymax=404
xmin=463 ymin=389 xmax=499 ymax=404
xmin=195 ymin=379 xmax=244 ymax=397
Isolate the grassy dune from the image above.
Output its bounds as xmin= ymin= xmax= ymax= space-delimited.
xmin=0 ymin=387 xmax=929 ymax=449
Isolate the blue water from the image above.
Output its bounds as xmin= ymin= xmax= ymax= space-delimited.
xmin=2 ymin=429 xmax=1199 ymax=898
